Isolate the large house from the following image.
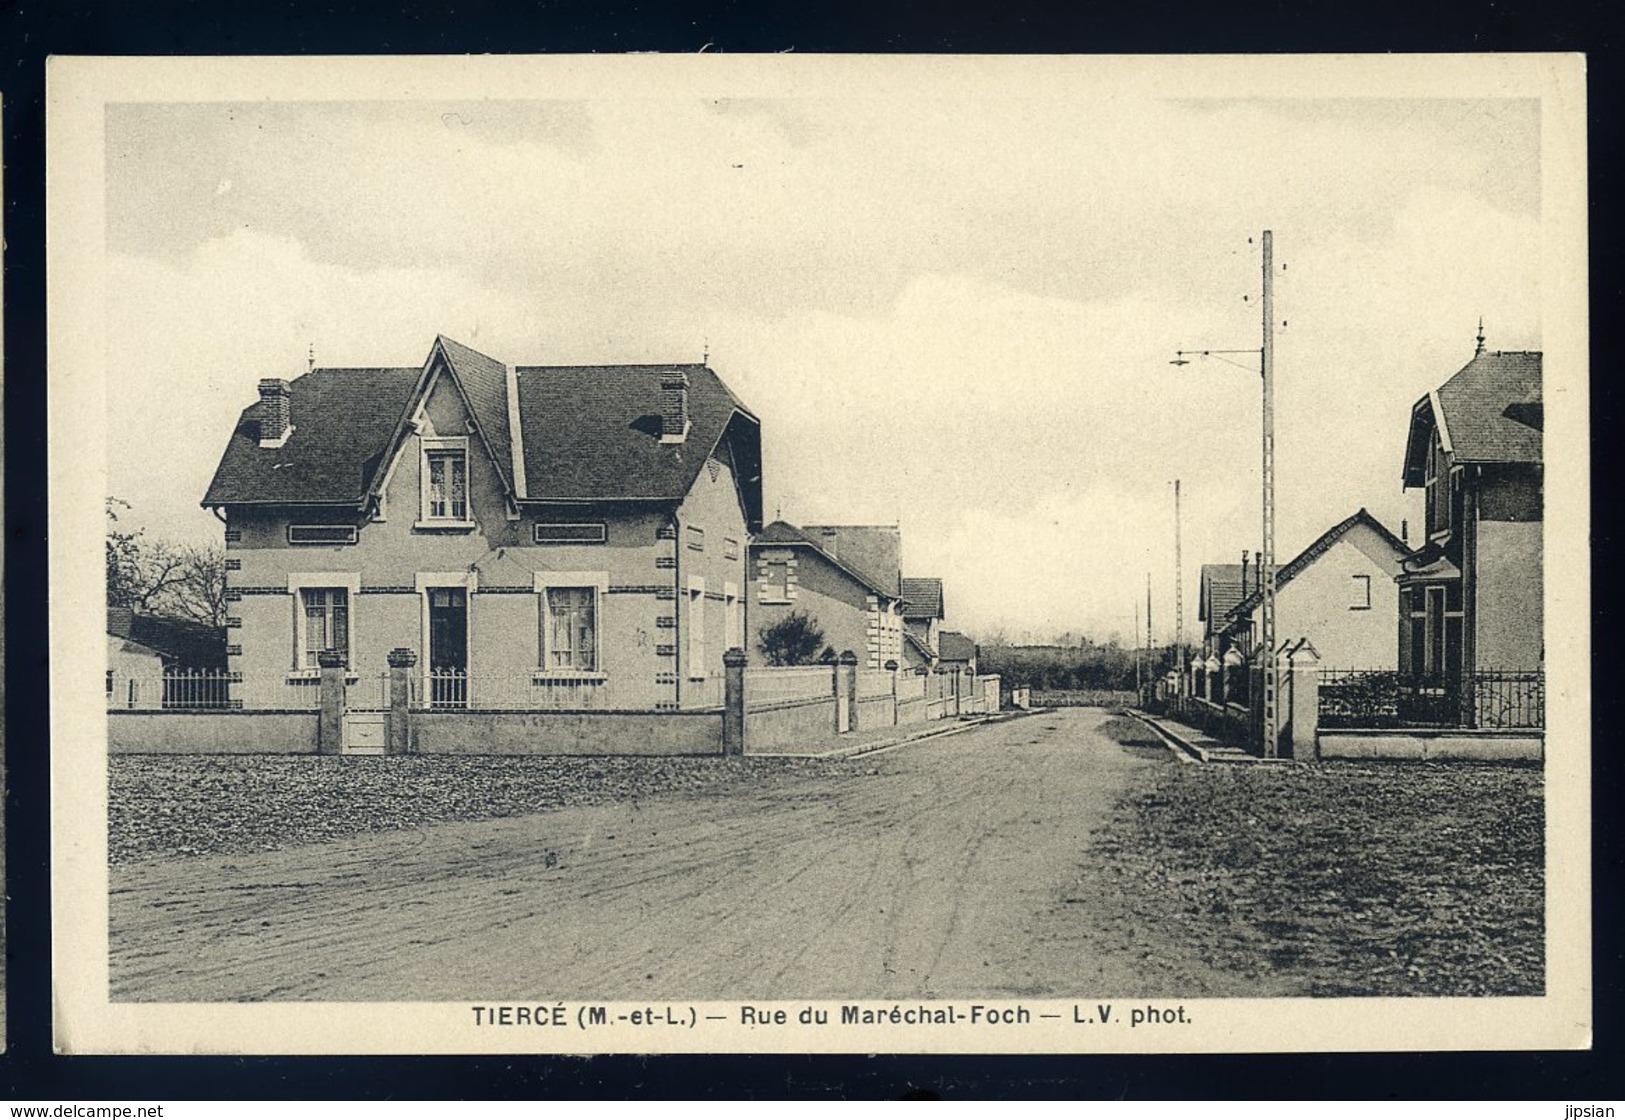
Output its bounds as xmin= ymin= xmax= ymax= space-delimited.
xmin=748 ymin=520 xmax=904 ymax=668
xmin=1397 ymin=345 xmax=1542 ymax=708
xmin=202 ymin=335 xmax=763 ymax=711
xmin=1215 ymin=509 xmax=1410 ymax=670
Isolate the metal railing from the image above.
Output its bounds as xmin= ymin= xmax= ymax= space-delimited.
xmin=107 ymin=668 xmax=240 ymax=710
xmin=1318 ymin=668 xmax=1544 ymax=730
xmin=416 ymin=668 xmax=612 ymax=711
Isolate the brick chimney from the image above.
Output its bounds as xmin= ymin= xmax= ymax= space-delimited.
xmin=257 ymin=378 xmax=292 ymax=447
xmin=659 ymin=371 xmax=690 ymax=443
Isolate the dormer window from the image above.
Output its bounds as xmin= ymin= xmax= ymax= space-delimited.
xmin=418 ymin=437 xmax=473 ymax=529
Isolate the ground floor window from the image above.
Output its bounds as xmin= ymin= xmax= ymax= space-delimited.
xmin=543 ymin=586 xmax=598 ymax=671
xmin=1400 ymin=581 xmax=1462 ymax=686
xmin=299 ymin=587 xmax=350 ymax=668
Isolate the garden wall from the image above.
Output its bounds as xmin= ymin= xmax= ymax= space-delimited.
xmin=745 ymin=697 xmax=837 ymax=753
xmin=413 ymin=710 xmax=725 ymax=756
xmin=109 ymin=711 xmax=320 ymax=754
xmin=1316 ymin=729 xmax=1543 ymax=762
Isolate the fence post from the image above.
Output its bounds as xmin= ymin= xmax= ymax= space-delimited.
xmin=723 ymin=647 xmax=747 ymax=756
xmin=838 ymin=651 xmax=859 ymax=732
xmin=1284 ymin=644 xmax=1321 ymax=760
xmin=885 ymin=660 xmax=899 ymax=728
xmin=387 ymin=647 xmax=418 ymax=756
xmin=317 ymin=649 xmax=345 ymax=755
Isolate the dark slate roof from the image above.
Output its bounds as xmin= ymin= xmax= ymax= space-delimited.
xmin=1199 ymin=563 xmax=1247 ymax=625
xmin=108 ymin=608 xmax=228 ymax=668
xmin=438 ymin=336 xmax=516 ymax=495
xmin=753 ymin=519 xmax=816 ymax=545
xmin=904 ymin=630 xmax=937 ymax=663
xmin=1223 ymin=509 xmax=1409 ymax=626
xmin=800 ymin=525 xmax=901 ymax=598
xmin=937 ymin=630 xmax=976 ymax=663
xmin=514 ymin=363 xmax=759 ymax=506
xmin=1404 ymin=350 xmax=1542 ymax=485
xmin=203 ymin=367 xmax=420 ymax=505
xmin=901 ymin=577 xmax=944 ymax=620
xmin=203 ymin=339 xmax=763 ymax=530
xmin=749 ymin=520 xmax=897 ymax=600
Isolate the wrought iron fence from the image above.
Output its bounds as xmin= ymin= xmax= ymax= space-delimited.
xmin=106 ymin=668 xmax=239 ymax=710
xmin=1471 ymin=669 xmax=1545 ymax=730
xmin=1318 ymin=669 xmax=1543 ymax=730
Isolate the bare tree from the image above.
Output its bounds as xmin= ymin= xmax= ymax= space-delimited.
xmin=106 ymin=498 xmax=228 ymax=626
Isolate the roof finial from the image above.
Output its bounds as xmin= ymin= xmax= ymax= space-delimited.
xmin=702 ymin=336 xmax=709 ymax=364
xmin=775 ymin=501 xmax=782 ymax=521
xmin=307 ymin=341 xmax=316 ymax=373
xmin=1474 ymin=317 xmax=1486 ymax=356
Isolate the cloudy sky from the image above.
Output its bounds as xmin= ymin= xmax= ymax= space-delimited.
xmin=104 ymin=87 xmax=1540 ymax=644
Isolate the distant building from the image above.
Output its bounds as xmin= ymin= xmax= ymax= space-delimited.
xmin=748 ymin=520 xmax=904 ymax=668
xmin=1218 ymin=508 xmax=1410 ymax=670
xmin=900 ymin=576 xmax=946 ymax=671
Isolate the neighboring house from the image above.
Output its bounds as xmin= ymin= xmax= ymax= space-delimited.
xmin=900 ymin=576 xmax=945 ymax=664
xmin=748 ymin=520 xmax=904 ymax=668
xmin=936 ymin=630 xmax=978 ymax=707
xmin=1397 ymin=346 xmax=1543 ymax=689
xmin=1217 ymin=508 xmax=1410 ymax=670
xmin=1197 ymin=562 xmax=1248 ymax=648
xmin=107 ymin=606 xmax=228 ymax=708
xmin=202 ymin=335 xmax=763 ymax=711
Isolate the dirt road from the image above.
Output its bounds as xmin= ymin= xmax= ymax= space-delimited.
xmin=111 ymin=708 xmax=1184 ymax=1001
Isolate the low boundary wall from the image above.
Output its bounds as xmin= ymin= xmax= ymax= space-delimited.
xmin=413 ymin=710 xmax=724 ymax=756
xmin=109 ymin=710 xmax=319 ymax=754
xmin=1317 ymin=728 xmax=1543 ymax=762
xmin=745 ymin=697 xmax=837 ymax=752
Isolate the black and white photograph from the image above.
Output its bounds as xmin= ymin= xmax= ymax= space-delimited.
xmin=48 ymin=53 xmax=1589 ymax=1054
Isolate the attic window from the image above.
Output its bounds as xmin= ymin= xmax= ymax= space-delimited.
xmin=421 ymin=437 xmax=470 ymax=523
xmin=534 ymin=522 xmax=607 ymax=545
xmin=287 ymin=524 xmax=359 ymax=546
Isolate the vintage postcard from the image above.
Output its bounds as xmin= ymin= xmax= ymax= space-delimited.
xmin=49 ymin=53 xmax=1589 ymax=1054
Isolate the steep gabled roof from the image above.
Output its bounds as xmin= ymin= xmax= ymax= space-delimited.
xmin=1403 ymin=350 xmax=1543 ymax=486
xmin=904 ymin=630 xmax=937 ymax=663
xmin=437 ymin=336 xmax=517 ymax=496
xmin=1223 ymin=509 xmax=1409 ymax=628
xmin=937 ymin=630 xmax=976 ymax=663
xmin=901 ymin=577 xmax=945 ymax=620
xmin=203 ymin=367 xmax=420 ymax=506
xmin=749 ymin=520 xmax=898 ymax=601
xmin=800 ymin=524 xmax=901 ymax=598
xmin=514 ymin=363 xmax=762 ymax=528
xmin=1199 ymin=563 xmax=1247 ymax=625
xmin=203 ymin=339 xmax=763 ymax=531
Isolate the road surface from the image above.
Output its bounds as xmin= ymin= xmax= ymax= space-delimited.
xmin=111 ymin=708 xmax=1185 ymax=1001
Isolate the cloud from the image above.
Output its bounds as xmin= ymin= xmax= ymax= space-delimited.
xmin=104 ymin=94 xmax=1543 ymax=640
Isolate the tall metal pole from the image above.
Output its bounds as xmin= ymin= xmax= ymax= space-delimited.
xmin=1260 ymin=230 xmax=1278 ymax=758
xmin=1174 ymin=479 xmax=1184 ymax=699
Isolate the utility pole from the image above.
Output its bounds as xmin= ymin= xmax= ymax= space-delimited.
xmin=1134 ymin=600 xmax=1142 ymax=693
xmin=1260 ymin=230 xmax=1278 ymax=758
xmin=1174 ymin=479 xmax=1184 ymax=699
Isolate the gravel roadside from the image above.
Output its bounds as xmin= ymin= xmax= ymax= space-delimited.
xmin=1077 ymin=716 xmax=1544 ymax=997
xmin=109 ymin=753 xmax=849 ymax=865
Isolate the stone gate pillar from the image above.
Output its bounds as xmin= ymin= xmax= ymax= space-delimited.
xmin=838 ymin=650 xmax=859 ymax=732
xmin=722 ymin=647 xmax=747 ymax=757
xmin=317 ymin=649 xmax=346 ymax=755
xmin=387 ymin=647 xmax=418 ymax=756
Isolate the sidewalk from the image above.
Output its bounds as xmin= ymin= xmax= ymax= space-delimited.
xmin=1127 ymin=709 xmax=1272 ymax=765
xmin=751 ymin=708 xmax=1030 ymax=760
